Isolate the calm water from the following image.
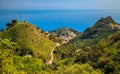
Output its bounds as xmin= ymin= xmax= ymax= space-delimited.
xmin=0 ymin=9 xmax=120 ymax=32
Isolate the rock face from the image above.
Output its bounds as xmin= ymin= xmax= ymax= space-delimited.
xmin=49 ymin=27 xmax=81 ymax=42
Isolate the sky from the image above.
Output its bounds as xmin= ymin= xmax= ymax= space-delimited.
xmin=0 ymin=0 xmax=120 ymax=9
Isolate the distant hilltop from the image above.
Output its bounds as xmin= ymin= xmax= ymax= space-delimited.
xmin=80 ymin=16 xmax=120 ymax=39
xmin=94 ymin=16 xmax=120 ymax=30
xmin=49 ymin=27 xmax=81 ymax=43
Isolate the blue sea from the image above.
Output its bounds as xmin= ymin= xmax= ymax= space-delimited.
xmin=0 ymin=9 xmax=120 ymax=32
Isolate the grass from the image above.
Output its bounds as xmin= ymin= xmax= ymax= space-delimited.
xmin=0 ymin=22 xmax=56 ymax=62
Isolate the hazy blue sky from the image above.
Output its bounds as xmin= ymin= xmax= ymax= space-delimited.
xmin=0 ymin=0 xmax=120 ymax=9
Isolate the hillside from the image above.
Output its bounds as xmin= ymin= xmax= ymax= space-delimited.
xmin=1 ymin=17 xmax=120 ymax=74
xmin=74 ymin=31 xmax=120 ymax=74
xmin=53 ymin=16 xmax=120 ymax=60
xmin=49 ymin=27 xmax=81 ymax=43
xmin=71 ymin=16 xmax=120 ymax=47
xmin=53 ymin=17 xmax=120 ymax=74
xmin=0 ymin=20 xmax=55 ymax=63
xmin=53 ymin=31 xmax=120 ymax=74
xmin=81 ymin=16 xmax=120 ymax=39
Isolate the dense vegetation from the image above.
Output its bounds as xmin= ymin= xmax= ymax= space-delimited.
xmin=53 ymin=17 xmax=120 ymax=74
xmin=74 ymin=31 xmax=120 ymax=74
xmin=53 ymin=16 xmax=119 ymax=60
xmin=0 ymin=39 xmax=42 ymax=74
xmin=0 ymin=20 xmax=56 ymax=74
xmin=0 ymin=17 xmax=120 ymax=74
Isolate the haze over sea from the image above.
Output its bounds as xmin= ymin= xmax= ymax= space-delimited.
xmin=0 ymin=9 xmax=120 ymax=32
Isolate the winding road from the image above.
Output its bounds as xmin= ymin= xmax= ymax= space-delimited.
xmin=47 ymin=43 xmax=60 ymax=64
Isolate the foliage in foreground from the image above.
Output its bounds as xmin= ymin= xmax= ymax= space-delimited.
xmin=0 ymin=39 xmax=41 ymax=74
xmin=56 ymin=63 xmax=103 ymax=74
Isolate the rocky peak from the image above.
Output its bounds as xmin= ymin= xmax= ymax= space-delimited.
xmin=95 ymin=16 xmax=117 ymax=25
xmin=81 ymin=16 xmax=120 ymax=39
xmin=93 ymin=16 xmax=120 ymax=30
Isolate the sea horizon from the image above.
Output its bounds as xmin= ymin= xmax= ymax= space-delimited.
xmin=0 ymin=9 xmax=120 ymax=32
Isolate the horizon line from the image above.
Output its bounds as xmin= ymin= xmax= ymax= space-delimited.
xmin=0 ymin=8 xmax=120 ymax=10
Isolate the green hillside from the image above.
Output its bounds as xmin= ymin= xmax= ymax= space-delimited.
xmin=53 ymin=29 xmax=120 ymax=74
xmin=52 ymin=17 xmax=120 ymax=74
xmin=0 ymin=20 xmax=55 ymax=62
xmin=74 ymin=31 xmax=120 ymax=74
xmin=1 ymin=17 xmax=120 ymax=74
xmin=71 ymin=16 xmax=119 ymax=48
xmin=53 ymin=16 xmax=120 ymax=61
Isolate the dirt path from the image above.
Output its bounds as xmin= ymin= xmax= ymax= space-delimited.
xmin=47 ymin=43 xmax=60 ymax=64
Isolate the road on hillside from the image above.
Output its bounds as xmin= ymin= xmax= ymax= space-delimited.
xmin=47 ymin=43 xmax=60 ymax=64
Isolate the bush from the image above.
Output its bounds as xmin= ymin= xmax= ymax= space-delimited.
xmin=56 ymin=63 xmax=103 ymax=74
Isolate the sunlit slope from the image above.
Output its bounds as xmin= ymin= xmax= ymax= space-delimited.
xmin=0 ymin=22 xmax=55 ymax=61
